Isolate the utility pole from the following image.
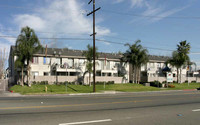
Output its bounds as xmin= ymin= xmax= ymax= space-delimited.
xmin=87 ymin=0 xmax=101 ymax=92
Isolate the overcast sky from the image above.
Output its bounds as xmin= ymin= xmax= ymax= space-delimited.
xmin=1 ymin=0 xmax=200 ymax=68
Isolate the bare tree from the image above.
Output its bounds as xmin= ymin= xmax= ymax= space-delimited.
xmin=0 ymin=48 xmax=7 ymax=79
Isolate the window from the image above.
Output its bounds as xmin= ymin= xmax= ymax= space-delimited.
xmin=55 ymin=58 xmax=61 ymax=65
xmin=101 ymin=60 xmax=104 ymax=70
xmin=157 ymin=63 xmax=161 ymax=68
xmin=44 ymin=72 xmax=49 ymax=76
xmin=150 ymin=63 xmax=155 ymax=68
xmin=32 ymin=57 xmax=38 ymax=64
xmin=32 ymin=72 xmax=39 ymax=76
xmin=79 ymin=59 xmax=84 ymax=66
xmin=68 ymin=59 xmax=74 ymax=68
xmin=43 ymin=57 xmax=50 ymax=64
xmin=106 ymin=61 xmax=110 ymax=70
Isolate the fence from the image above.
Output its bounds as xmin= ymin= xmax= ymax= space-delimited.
xmin=29 ymin=76 xmax=125 ymax=85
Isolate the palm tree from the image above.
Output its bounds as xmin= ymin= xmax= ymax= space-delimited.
xmin=82 ymin=44 xmax=98 ymax=86
xmin=15 ymin=26 xmax=42 ymax=86
xmin=14 ymin=55 xmax=25 ymax=86
xmin=167 ymin=41 xmax=190 ymax=83
xmin=122 ymin=40 xmax=149 ymax=83
xmin=167 ymin=51 xmax=182 ymax=83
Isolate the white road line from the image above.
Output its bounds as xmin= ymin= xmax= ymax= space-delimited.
xmin=192 ymin=109 xmax=200 ymax=112
xmin=59 ymin=119 xmax=112 ymax=125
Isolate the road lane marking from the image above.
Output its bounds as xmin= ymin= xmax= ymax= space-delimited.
xmin=59 ymin=119 xmax=112 ymax=125
xmin=93 ymin=92 xmax=200 ymax=99
xmin=0 ymin=100 xmax=152 ymax=110
xmin=192 ymin=109 xmax=200 ymax=112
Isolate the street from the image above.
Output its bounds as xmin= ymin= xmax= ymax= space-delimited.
xmin=0 ymin=91 xmax=200 ymax=125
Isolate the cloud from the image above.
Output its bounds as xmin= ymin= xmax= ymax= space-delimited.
xmin=113 ymin=0 xmax=190 ymax=23
xmin=130 ymin=0 xmax=144 ymax=8
xmin=149 ymin=6 xmax=189 ymax=22
xmin=14 ymin=14 xmax=46 ymax=31
xmin=0 ymin=25 xmax=16 ymax=52
xmin=112 ymin=0 xmax=125 ymax=4
xmin=13 ymin=0 xmax=111 ymax=39
xmin=112 ymin=0 xmax=144 ymax=7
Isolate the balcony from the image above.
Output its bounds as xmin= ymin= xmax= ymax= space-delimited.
xmin=51 ymin=63 xmax=81 ymax=72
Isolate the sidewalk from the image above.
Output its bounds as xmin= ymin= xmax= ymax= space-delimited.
xmin=0 ymin=91 xmax=21 ymax=97
xmin=0 ymin=89 xmax=198 ymax=97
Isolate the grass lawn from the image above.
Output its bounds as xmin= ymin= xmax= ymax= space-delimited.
xmin=10 ymin=83 xmax=200 ymax=95
xmin=168 ymin=83 xmax=200 ymax=90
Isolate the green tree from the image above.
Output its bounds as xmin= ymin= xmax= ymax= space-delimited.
xmin=167 ymin=41 xmax=190 ymax=83
xmin=15 ymin=26 xmax=42 ymax=86
xmin=82 ymin=44 xmax=98 ymax=86
xmin=122 ymin=40 xmax=149 ymax=83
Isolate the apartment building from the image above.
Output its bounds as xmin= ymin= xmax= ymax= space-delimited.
xmin=9 ymin=46 xmax=129 ymax=85
xmin=141 ymin=55 xmax=199 ymax=83
xmin=8 ymin=46 xmax=199 ymax=85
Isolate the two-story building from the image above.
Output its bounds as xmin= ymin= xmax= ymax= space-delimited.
xmin=9 ymin=46 xmax=129 ymax=85
xmin=8 ymin=46 xmax=199 ymax=85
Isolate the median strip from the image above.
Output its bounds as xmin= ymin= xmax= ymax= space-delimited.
xmin=59 ymin=119 xmax=112 ymax=125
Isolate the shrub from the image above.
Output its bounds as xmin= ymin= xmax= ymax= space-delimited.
xmin=168 ymin=84 xmax=175 ymax=88
xmin=40 ymin=81 xmax=48 ymax=85
xmin=185 ymin=80 xmax=188 ymax=83
xmin=95 ymin=82 xmax=104 ymax=85
xmin=191 ymin=81 xmax=196 ymax=83
xmin=94 ymin=81 xmax=115 ymax=85
xmin=107 ymin=81 xmax=114 ymax=84
xmin=32 ymin=81 xmax=37 ymax=85
xmin=32 ymin=81 xmax=48 ymax=85
xmin=58 ymin=81 xmax=76 ymax=85
xmin=151 ymin=81 xmax=162 ymax=87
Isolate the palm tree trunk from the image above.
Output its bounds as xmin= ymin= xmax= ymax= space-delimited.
xmin=21 ymin=67 xmax=24 ymax=86
xmin=180 ymin=68 xmax=182 ymax=83
xmin=89 ymin=72 xmax=91 ymax=86
xmin=177 ymin=68 xmax=179 ymax=83
xmin=137 ymin=66 xmax=140 ymax=84
xmin=136 ymin=66 xmax=138 ymax=84
xmin=138 ymin=66 xmax=141 ymax=84
xmin=132 ymin=66 xmax=134 ymax=83
xmin=134 ymin=66 xmax=137 ymax=83
xmin=27 ymin=64 xmax=31 ymax=87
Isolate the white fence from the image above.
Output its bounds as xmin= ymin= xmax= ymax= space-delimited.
xmin=29 ymin=76 xmax=125 ymax=85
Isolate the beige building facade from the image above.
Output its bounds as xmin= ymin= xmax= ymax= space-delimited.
xmin=9 ymin=46 xmax=129 ymax=85
xmin=8 ymin=46 xmax=199 ymax=85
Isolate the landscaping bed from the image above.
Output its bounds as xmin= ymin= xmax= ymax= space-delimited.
xmin=9 ymin=83 xmax=200 ymax=95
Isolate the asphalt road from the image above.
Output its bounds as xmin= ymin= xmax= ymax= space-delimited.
xmin=0 ymin=91 xmax=200 ymax=125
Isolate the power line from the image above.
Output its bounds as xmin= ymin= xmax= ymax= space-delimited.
xmin=1 ymin=4 xmax=200 ymax=20
xmin=0 ymin=35 xmax=174 ymax=51
xmin=2 ymin=28 xmax=199 ymax=50
xmin=1 ymin=35 xmax=200 ymax=54
xmin=0 ymin=35 xmax=93 ymax=41
xmin=102 ymin=9 xmax=200 ymax=20
xmin=0 ymin=4 xmax=87 ymax=14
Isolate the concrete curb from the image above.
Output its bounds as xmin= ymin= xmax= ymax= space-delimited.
xmin=0 ymin=89 xmax=198 ymax=97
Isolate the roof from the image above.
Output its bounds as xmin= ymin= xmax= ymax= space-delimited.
xmin=11 ymin=46 xmax=170 ymax=61
xmin=148 ymin=55 xmax=170 ymax=62
xmin=162 ymin=66 xmax=171 ymax=72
